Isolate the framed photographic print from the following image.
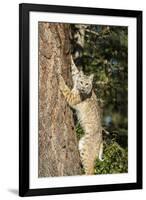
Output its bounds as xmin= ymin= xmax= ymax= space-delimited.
xmin=19 ymin=3 xmax=142 ymax=197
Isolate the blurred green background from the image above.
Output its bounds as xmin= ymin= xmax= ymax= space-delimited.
xmin=71 ymin=24 xmax=128 ymax=174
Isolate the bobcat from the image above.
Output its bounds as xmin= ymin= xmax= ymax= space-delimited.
xmin=58 ymin=56 xmax=103 ymax=175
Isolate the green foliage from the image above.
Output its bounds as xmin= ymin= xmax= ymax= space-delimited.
xmin=94 ymin=141 xmax=128 ymax=174
xmin=76 ymin=123 xmax=84 ymax=140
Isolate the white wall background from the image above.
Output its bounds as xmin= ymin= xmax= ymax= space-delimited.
xmin=0 ymin=0 xmax=145 ymax=199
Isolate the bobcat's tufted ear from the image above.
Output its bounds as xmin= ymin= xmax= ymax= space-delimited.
xmin=79 ymin=70 xmax=84 ymax=76
xmin=89 ymin=74 xmax=94 ymax=82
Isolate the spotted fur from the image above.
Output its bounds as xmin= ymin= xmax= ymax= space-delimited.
xmin=59 ymin=56 xmax=103 ymax=175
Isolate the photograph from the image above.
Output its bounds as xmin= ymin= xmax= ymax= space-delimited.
xmin=19 ymin=3 xmax=142 ymax=196
xmin=38 ymin=22 xmax=128 ymax=177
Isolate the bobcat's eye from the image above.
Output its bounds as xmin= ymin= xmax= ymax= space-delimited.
xmin=80 ymin=81 xmax=83 ymax=84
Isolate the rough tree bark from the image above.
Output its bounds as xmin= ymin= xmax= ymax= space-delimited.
xmin=38 ymin=23 xmax=82 ymax=177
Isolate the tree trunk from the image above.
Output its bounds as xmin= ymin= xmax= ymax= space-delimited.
xmin=38 ymin=23 xmax=82 ymax=177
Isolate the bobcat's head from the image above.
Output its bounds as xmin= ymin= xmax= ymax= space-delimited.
xmin=75 ymin=71 xmax=94 ymax=95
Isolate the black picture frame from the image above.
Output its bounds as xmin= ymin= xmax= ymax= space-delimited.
xmin=19 ymin=3 xmax=143 ymax=197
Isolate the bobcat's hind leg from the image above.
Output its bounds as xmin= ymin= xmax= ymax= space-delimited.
xmin=79 ymin=136 xmax=96 ymax=175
